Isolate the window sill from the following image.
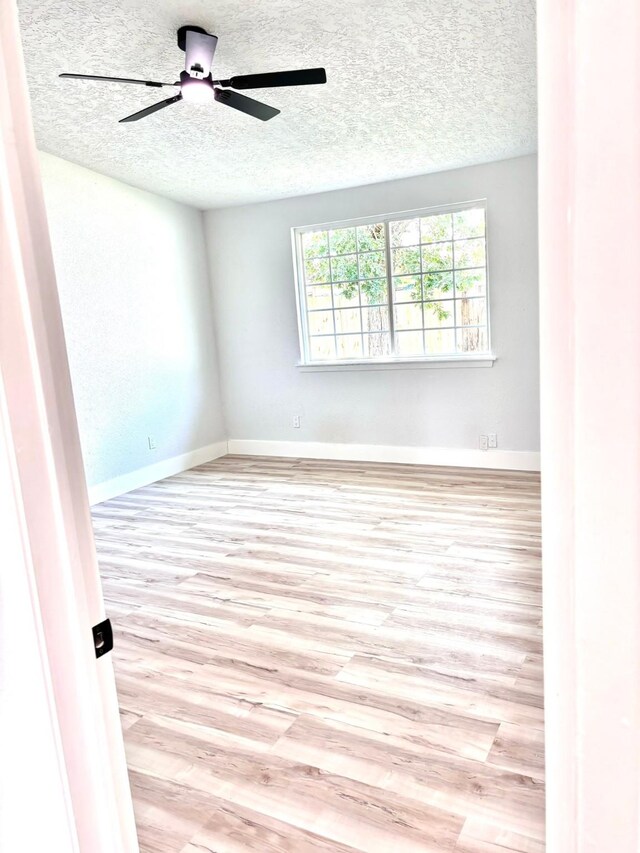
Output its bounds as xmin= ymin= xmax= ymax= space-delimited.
xmin=296 ymin=354 xmax=496 ymax=372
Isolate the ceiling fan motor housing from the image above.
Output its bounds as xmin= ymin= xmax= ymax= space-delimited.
xmin=177 ymin=24 xmax=218 ymax=80
xmin=177 ymin=25 xmax=207 ymax=51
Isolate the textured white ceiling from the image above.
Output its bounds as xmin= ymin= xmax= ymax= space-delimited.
xmin=17 ymin=0 xmax=537 ymax=209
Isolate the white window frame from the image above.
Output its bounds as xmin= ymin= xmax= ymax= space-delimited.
xmin=292 ymin=199 xmax=495 ymax=370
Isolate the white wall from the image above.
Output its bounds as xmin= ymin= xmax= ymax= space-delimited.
xmin=205 ymin=155 xmax=539 ymax=461
xmin=39 ymin=152 xmax=226 ymax=493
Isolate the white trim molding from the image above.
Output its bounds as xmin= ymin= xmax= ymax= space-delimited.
xmin=88 ymin=441 xmax=228 ymax=505
xmin=297 ymin=355 xmax=496 ymax=372
xmin=89 ymin=439 xmax=539 ymax=506
xmin=227 ymin=439 xmax=540 ymax=472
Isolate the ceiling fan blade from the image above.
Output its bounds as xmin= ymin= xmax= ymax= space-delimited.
xmin=219 ymin=68 xmax=327 ymax=90
xmin=185 ymin=28 xmax=218 ymax=78
xmin=214 ymin=88 xmax=280 ymax=121
xmin=60 ymin=73 xmax=177 ymax=88
xmin=119 ymin=94 xmax=182 ymax=123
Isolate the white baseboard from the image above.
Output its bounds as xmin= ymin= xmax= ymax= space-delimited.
xmin=88 ymin=438 xmax=539 ymax=505
xmin=88 ymin=440 xmax=229 ymax=505
xmin=227 ymin=439 xmax=540 ymax=472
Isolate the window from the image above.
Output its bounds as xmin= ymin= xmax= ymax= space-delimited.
xmin=293 ymin=201 xmax=491 ymax=366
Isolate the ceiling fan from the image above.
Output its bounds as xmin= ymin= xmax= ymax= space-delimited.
xmin=59 ymin=25 xmax=327 ymax=123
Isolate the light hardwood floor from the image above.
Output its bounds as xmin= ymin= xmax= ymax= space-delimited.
xmin=93 ymin=455 xmax=544 ymax=853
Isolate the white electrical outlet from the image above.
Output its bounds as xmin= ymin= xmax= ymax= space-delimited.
xmin=479 ymin=434 xmax=488 ymax=451
xmin=488 ymin=433 xmax=498 ymax=448
xmin=147 ymin=435 xmax=157 ymax=450
xmin=293 ymin=415 xmax=301 ymax=429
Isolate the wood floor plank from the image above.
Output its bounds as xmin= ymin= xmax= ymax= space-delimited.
xmin=93 ymin=455 xmax=544 ymax=852
xmin=125 ymin=714 xmax=465 ymax=853
xmin=272 ymin=714 xmax=544 ymax=837
xmin=180 ymin=804 xmax=362 ymax=853
xmin=455 ymin=817 xmax=545 ymax=852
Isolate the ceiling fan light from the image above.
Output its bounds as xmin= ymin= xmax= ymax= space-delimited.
xmin=180 ymin=76 xmax=214 ymax=104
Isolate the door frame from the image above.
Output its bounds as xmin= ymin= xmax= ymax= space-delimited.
xmin=0 ymin=2 xmax=138 ymax=850
xmin=538 ymin=0 xmax=640 ymax=850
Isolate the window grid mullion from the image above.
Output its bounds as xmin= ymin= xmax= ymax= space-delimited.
xmin=419 ymin=220 xmax=426 ymax=355
xmin=455 ymin=274 xmax=461 ymax=352
xmin=356 ymin=251 xmax=365 ymax=357
xmin=301 ymin=235 xmax=314 ymax=362
xmin=328 ymin=252 xmax=337 ymax=357
xmin=452 ymin=232 xmax=458 ymax=353
xmin=359 ymin=273 xmax=365 ymax=355
xmin=310 ymin=331 xmax=363 ymax=337
xmin=382 ymin=221 xmax=395 ymax=355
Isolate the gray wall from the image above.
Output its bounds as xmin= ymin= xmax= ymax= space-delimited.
xmin=40 ymin=152 xmax=226 ymax=488
xmin=205 ymin=155 xmax=539 ymax=452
